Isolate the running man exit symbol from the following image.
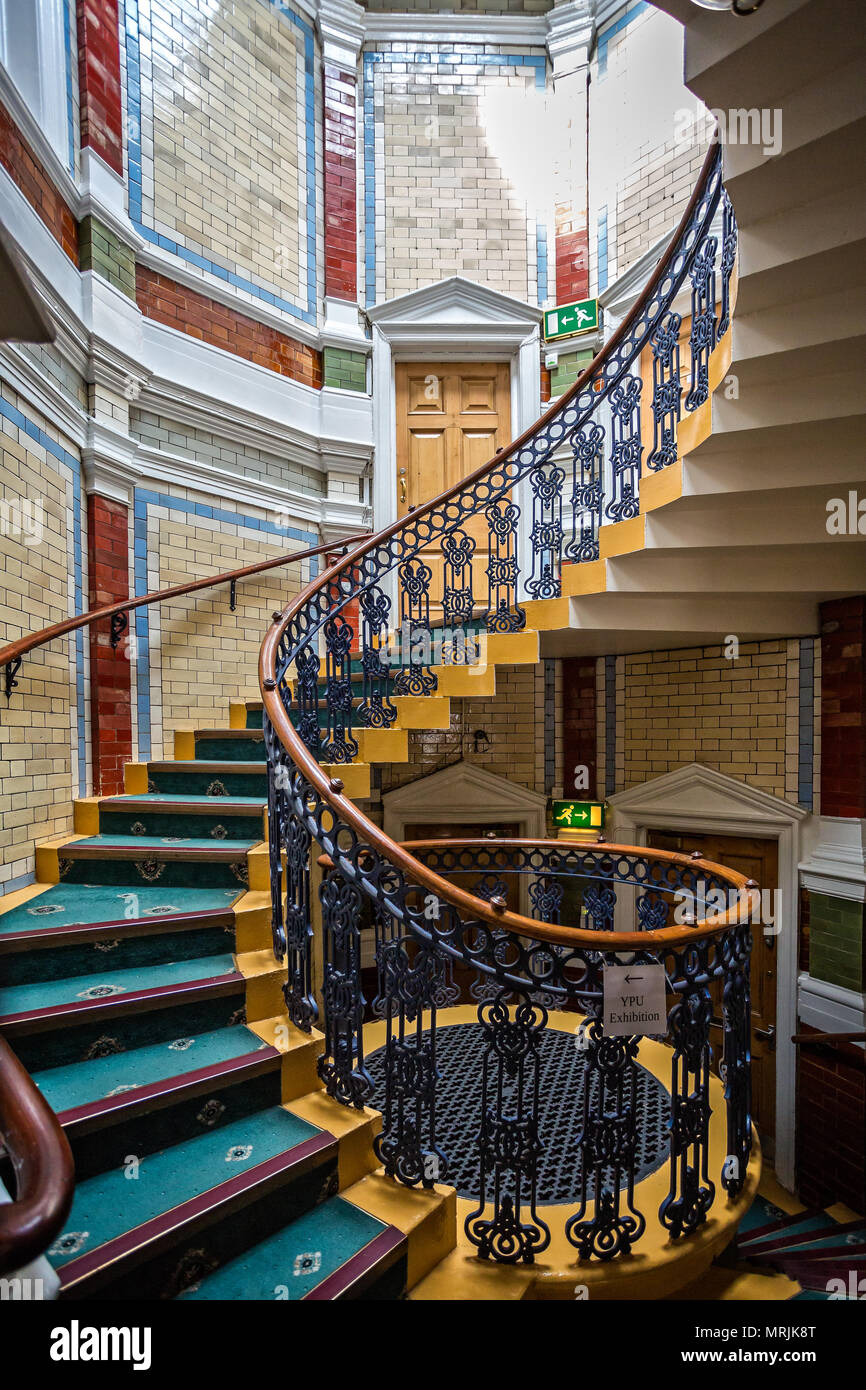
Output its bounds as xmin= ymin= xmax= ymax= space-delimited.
xmin=551 ymin=799 xmax=605 ymax=828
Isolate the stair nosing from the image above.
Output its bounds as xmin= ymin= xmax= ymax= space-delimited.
xmin=58 ymin=1131 xmax=337 ymax=1295
xmin=302 ymin=1223 xmax=406 ymax=1301
xmin=1 ymin=970 xmax=245 ymax=1035
xmin=56 ymin=1045 xmax=282 ymax=1136
xmin=0 ymin=907 xmax=238 ymax=951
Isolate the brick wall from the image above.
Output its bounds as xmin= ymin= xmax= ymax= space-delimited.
xmin=137 ymin=499 xmax=315 ymax=759
xmin=562 ymin=656 xmax=597 ymax=799
xmin=797 ymin=1033 xmax=866 ymax=1214
xmin=324 ymin=65 xmax=358 ymax=302
xmin=0 ymin=384 xmax=82 ymax=887
xmin=0 ymin=101 xmax=79 ymax=264
xmin=77 ymin=0 xmax=124 ymax=175
xmin=620 ymin=641 xmax=795 ymax=801
xmin=87 ymin=494 xmax=131 ymax=795
xmin=378 ymin=664 xmax=546 ymax=801
xmin=819 ymin=596 xmax=866 ymax=818
xmin=135 ymin=268 xmax=323 ymax=388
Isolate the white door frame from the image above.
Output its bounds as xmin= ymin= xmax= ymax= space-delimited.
xmin=366 ymin=276 xmax=542 ymax=539
xmin=608 ymin=762 xmax=809 ymax=1192
xmin=382 ymin=759 xmax=549 ymax=920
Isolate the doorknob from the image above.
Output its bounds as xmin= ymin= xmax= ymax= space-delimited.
xmin=399 ymin=469 xmax=407 ymax=504
xmin=754 ymin=1024 xmax=776 ymax=1048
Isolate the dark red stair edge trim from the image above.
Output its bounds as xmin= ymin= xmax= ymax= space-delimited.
xmin=743 ymin=1217 xmax=865 ymax=1258
xmin=58 ymin=1133 xmax=336 ymax=1290
xmin=303 ymin=1225 xmax=406 ymax=1300
xmin=57 ymin=1045 xmax=282 ymax=1131
xmin=778 ymin=1259 xmax=866 ymax=1292
xmin=101 ymin=798 xmax=265 ymax=813
xmin=737 ymin=1207 xmax=832 ymax=1246
xmin=1 ymin=971 xmax=246 ymax=1033
xmin=60 ymin=844 xmax=260 ymax=861
xmin=0 ymin=907 xmax=237 ymax=949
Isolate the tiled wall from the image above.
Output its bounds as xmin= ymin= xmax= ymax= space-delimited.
xmin=129 ymin=411 xmax=325 ymax=497
xmin=0 ymin=381 xmax=86 ymax=890
xmin=592 ymin=639 xmax=819 ymax=805
xmin=134 ymin=267 xmax=323 ymax=387
xmin=123 ymin=0 xmax=321 ymax=326
xmin=0 ymin=100 xmax=79 ymax=263
xmin=130 ymin=487 xmax=319 ymax=760
xmin=377 ymin=663 xmax=546 ymax=802
xmin=589 ymin=2 xmax=704 ymax=291
xmin=797 ymin=1037 xmax=866 ymax=1215
xmin=362 ymin=44 xmax=550 ymax=306
xmin=78 ymin=0 xmax=123 ymax=174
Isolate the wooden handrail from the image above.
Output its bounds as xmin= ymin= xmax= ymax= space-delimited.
xmin=260 ymin=144 xmax=740 ymax=955
xmin=0 ymin=532 xmax=368 ymax=700
xmin=0 ymin=1035 xmax=74 ymax=1276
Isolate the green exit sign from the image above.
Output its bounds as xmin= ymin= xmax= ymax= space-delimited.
xmin=544 ymin=298 xmax=599 ymax=342
xmin=551 ymin=799 xmax=606 ymax=830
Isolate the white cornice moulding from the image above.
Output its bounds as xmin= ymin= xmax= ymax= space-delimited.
xmin=0 ymin=166 xmax=84 ymax=327
xmin=0 ymin=344 xmax=89 ymax=451
xmin=321 ymin=297 xmax=371 ymax=354
xmin=135 ymin=242 xmax=322 ymax=352
xmin=361 ymin=14 xmax=550 ymax=45
xmin=546 ymin=2 xmax=595 ymax=76
xmin=0 ymin=64 xmax=80 ymax=213
xmin=84 ymin=429 xmax=368 ymax=535
xmin=799 ymin=815 xmax=866 ymax=903
xmin=140 ymin=319 xmax=373 ymax=471
xmin=78 ymin=149 xmax=143 ymax=252
xmin=798 ymin=973 xmax=866 ymax=1046
xmin=319 ymin=0 xmax=366 ymax=67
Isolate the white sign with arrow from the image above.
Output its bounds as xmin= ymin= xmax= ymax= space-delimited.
xmin=602 ymin=962 xmax=668 ymax=1037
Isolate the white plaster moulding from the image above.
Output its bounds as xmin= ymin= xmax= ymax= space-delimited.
xmin=797 ymin=972 xmax=866 ymax=1047
xmin=135 ymin=242 xmax=323 ymax=352
xmin=140 ymin=318 xmax=374 ymax=472
xmin=360 ymin=14 xmax=550 ymax=44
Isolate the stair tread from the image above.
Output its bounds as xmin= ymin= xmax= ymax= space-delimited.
xmin=176 ymin=1194 xmax=395 ymax=1301
xmin=68 ymin=835 xmax=260 ymax=852
xmin=104 ymin=795 xmax=265 ymax=807
xmin=35 ymin=1024 xmax=269 ymax=1116
xmin=0 ymin=883 xmax=240 ymax=935
xmin=0 ymin=953 xmax=239 ymax=1019
xmin=48 ymin=1105 xmax=322 ymax=1272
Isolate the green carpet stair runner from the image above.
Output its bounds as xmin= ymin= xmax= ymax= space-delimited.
xmin=0 ymin=698 xmax=419 ymax=1300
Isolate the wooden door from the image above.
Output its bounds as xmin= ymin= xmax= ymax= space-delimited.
xmin=647 ymin=829 xmax=778 ymax=1157
xmin=395 ymin=363 xmax=511 ymax=607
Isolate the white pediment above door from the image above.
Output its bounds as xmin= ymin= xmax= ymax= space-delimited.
xmin=382 ymin=759 xmax=547 ymax=841
xmin=367 ymin=276 xmax=542 ymax=353
xmin=609 ymin=762 xmax=808 ymax=835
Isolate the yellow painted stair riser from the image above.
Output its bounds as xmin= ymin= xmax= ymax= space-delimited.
xmin=246 ymin=1014 xmax=325 ymax=1104
xmin=342 ymin=1172 xmax=457 ymax=1291
xmin=286 ymin=1091 xmax=382 ymax=1192
xmin=235 ymin=947 xmax=289 ymax=1023
xmin=355 ymin=727 xmax=409 ymax=764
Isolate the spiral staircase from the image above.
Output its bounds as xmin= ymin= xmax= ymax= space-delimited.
xmin=2 ymin=0 xmax=865 ymax=1302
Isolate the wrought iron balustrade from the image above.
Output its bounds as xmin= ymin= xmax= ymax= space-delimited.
xmin=260 ymin=143 xmax=750 ymax=1270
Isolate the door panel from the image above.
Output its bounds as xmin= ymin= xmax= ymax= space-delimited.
xmin=647 ymin=828 xmax=778 ymax=1156
xmin=396 ymin=362 xmax=511 ymax=610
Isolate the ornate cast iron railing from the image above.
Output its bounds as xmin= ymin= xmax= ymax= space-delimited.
xmin=261 ymin=143 xmax=749 ymax=1267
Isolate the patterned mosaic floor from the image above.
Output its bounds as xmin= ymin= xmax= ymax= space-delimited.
xmin=366 ymin=1022 xmax=672 ymax=1205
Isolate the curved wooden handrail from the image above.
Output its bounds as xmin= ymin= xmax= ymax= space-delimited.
xmin=260 ymin=143 xmax=745 ymax=955
xmin=317 ymin=837 xmax=752 ymax=952
xmin=0 ymin=1035 xmax=74 ymax=1276
xmin=0 ymin=531 xmax=368 ymax=700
